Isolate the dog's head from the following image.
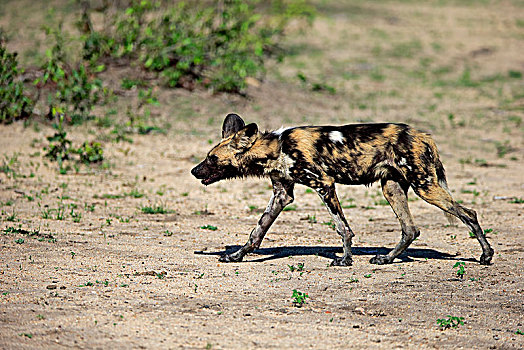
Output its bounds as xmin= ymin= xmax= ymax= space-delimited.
xmin=191 ymin=113 xmax=259 ymax=185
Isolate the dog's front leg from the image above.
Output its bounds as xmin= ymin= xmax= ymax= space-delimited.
xmin=316 ymin=183 xmax=355 ymax=266
xmin=219 ymin=178 xmax=294 ymax=263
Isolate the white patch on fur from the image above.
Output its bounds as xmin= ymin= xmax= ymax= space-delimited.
xmin=304 ymin=169 xmax=319 ymax=178
xmin=373 ymin=161 xmax=390 ymax=178
xmin=272 ymin=127 xmax=292 ymax=137
xmin=329 ymin=131 xmax=345 ymax=144
xmin=398 ymin=157 xmax=412 ymax=170
xmin=263 ymin=153 xmax=295 ymax=179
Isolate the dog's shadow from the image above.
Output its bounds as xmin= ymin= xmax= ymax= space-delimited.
xmin=194 ymin=245 xmax=476 ymax=263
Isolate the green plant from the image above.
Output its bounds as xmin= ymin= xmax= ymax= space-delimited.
xmin=140 ymin=204 xmax=172 ymax=214
xmin=82 ymin=0 xmax=314 ymax=93
xmin=510 ymin=197 xmax=524 ymax=203
xmin=322 ymin=220 xmax=336 ymax=230
xmin=44 ymin=113 xmax=73 ymax=173
xmin=0 ymin=153 xmax=19 ymax=178
xmin=200 ymin=225 xmax=218 ymax=231
xmin=437 ymin=315 xmax=464 ymax=330
xmin=288 ymin=263 xmax=304 ymax=272
xmin=77 ymin=141 xmax=104 ymax=164
xmin=0 ymin=40 xmax=33 ymax=123
xmin=453 ymin=261 xmax=465 ymax=279
xmin=37 ymin=23 xmax=105 ymax=124
xmin=282 ymin=204 xmax=297 ymax=211
xmin=292 ymin=289 xmax=309 ymax=307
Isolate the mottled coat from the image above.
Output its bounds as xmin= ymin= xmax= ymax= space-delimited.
xmin=191 ymin=114 xmax=493 ymax=266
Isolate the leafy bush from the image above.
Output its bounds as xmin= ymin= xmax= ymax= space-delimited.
xmin=36 ymin=24 xmax=105 ymax=124
xmin=44 ymin=112 xmax=104 ymax=173
xmin=83 ymin=0 xmax=315 ymax=93
xmin=0 ymin=39 xmax=33 ymax=123
xmin=77 ymin=141 xmax=104 ymax=164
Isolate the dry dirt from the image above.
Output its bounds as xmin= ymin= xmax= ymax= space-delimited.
xmin=1 ymin=0 xmax=524 ymax=349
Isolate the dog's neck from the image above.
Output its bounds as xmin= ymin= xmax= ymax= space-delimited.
xmin=237 ymin=133 xmax=282 ymax=178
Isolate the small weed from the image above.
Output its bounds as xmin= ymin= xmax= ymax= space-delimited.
xmin=483 ymin=228 xmax=497 ymax=235
xmin=364 ymin=273 xmax=372 ymax=278
xmin=453 ymin=261 xmax=465 ymax=279
xmin=6 ymin=211 xmax=17 ymax=222
xmin=516 ymin=329 xmax=524 ymax=335
xmin=510 ymin=198 xmax=524 ymax=204
xmin=19 ymin=333 xmax=33 ymax=339
xmin=292 ymin=289 xmax=309 ymax=307
xmin=283 ymin=204 xmax=297 ymax=211
xmin=374 ymin=198 xmax=389 ymax=206
xmin=200 ymin=225 xmax=217 ymax=231
xmin=140 ymin=205 xmax=172 ymax=214
xmin=307 ymin=215 xmax=317 ymax=223
xmin=36 ymin=314 xmax=45 ymax=320
xmin=461 ymin=189 xmax=480 ymax=196
xmin=15 ymin=238 xmax=25 ymax=244
xmin=288 ymin=263 xmax=305 ymax=273
xmin=125 ymin=188 xmax=144 ymax=198
xmin=495 ymin=140 xmax=512 ymax=158
xmin=322 ymin=220 xmax=336 ymax=230
xmin=348 ymin=276 xmax=359 ymax=283
xmin=437 ymin=315 xmax=464 ymax=330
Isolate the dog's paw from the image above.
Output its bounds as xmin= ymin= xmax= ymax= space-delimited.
xmin=330 ymin=257 xmax=353 ymax=267
xmin=369 ymin=255 xmax=392 ymax=265
xmin=479 ymin=249 xmax=494 ymax=265
xmin=218 ymin=254 xmax=243 ymax=263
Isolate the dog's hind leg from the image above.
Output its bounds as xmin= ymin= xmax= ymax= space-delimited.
xmin=370 ymin=179 xmax=420 ymax=265
xmin=219 ymin=178 xmax=294 ymax=263
xmin=413 ymin=181 xmax=494 ymax=265
xmin=315 ymin=181 xmax=355 ymax=266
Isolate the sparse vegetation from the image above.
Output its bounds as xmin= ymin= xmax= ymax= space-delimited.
xmin=453 ymin=261 xmax=465 ymax=279
xmin=292 ymin=289 xmax=309 ymax=307
xmin=437 ymin=315 xmax=465 ymax=330
xmin=0 ymin=39 xmax=33 ymax=123
xmin=0 ymin=1 xmax=522 ymax=347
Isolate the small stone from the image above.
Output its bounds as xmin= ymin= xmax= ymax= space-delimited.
xmin=46 ymin=284 xmax=57 ymax=290
xmin=355 ymin=307 xmax=366 ymax=315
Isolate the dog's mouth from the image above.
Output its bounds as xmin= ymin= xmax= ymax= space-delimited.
xmin=201 ymin=174 xmax=222 ymax=186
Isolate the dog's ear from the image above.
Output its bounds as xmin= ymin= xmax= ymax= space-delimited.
xmin=232 ymin=123 xmax=258 ymax=149
xmin=222 ymin=113 xmax=245 ymax=139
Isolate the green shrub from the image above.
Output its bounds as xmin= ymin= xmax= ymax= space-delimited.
xmin=0 ymin=40 xmax=33 ymax=123
xmin=77 ymin=141 xmax=104 ymax=164
xmin=84 ymin=0 xmax=315 ymax=93
xmin=37 ymin=24 xmax=105 ymax=124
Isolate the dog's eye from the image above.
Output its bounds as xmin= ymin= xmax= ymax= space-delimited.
xmin=208 ymin=155 xmax=218 ymax=163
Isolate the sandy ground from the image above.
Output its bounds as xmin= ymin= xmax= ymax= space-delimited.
xmin=1 ymin=0 xmax=524 ymax=349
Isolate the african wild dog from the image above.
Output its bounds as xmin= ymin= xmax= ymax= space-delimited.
xmin=191 ymin=113 xmax=494 ymax=266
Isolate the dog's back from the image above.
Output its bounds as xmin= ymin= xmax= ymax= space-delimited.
xmin=277 ymin=123 xmax=445 ymax=191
